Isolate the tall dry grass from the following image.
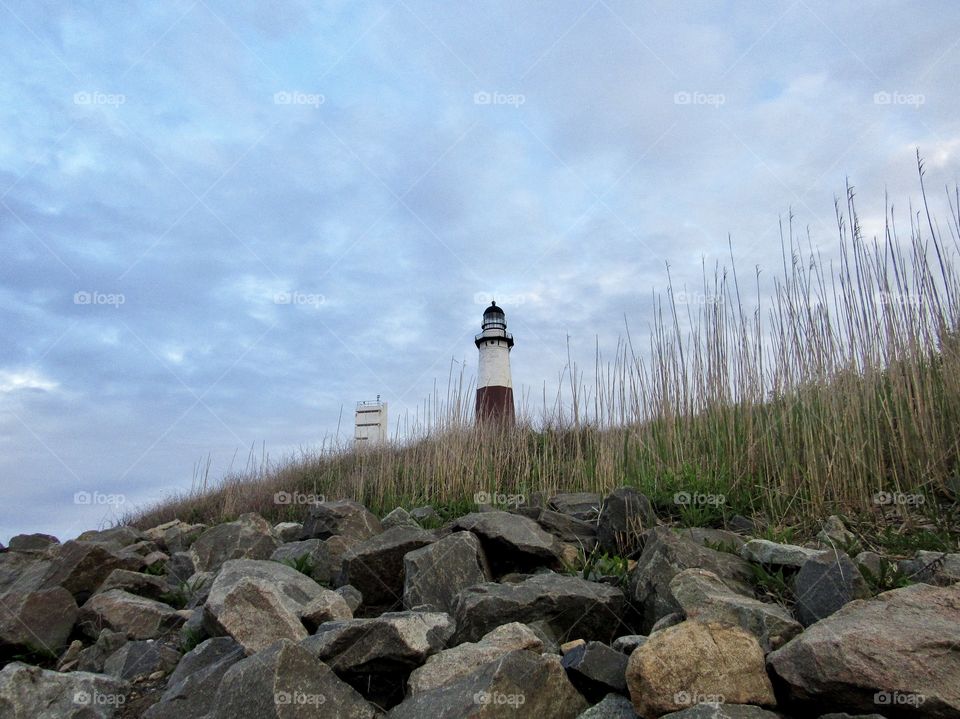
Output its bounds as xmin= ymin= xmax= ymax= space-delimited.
xmin=129 ymin=160 xmax=960 ymax=534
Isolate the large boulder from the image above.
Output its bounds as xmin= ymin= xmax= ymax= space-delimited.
xmin=792 ymin=549 xmax=870 ymax=626
xmin=189 ymin=514 xmax=280 ymax=573
xmin=403 ymin=531 xmax=491 ymax=612
xmin=103 ymin=639 xmax=181 ymax=680
xmin=143 ymin=520 xmax=206 ymax=553
xmin=669 ymin=568 xmax=802 ymax=652
xmin=597 ymin=488 xmax=657 ymax=556
xmin=42 ymin=541 xmax=143 ymax=602
xmin=767 ymin=582 xmax=960 ymax=717
xmin=452 ymin=572 xmax=626 ymax=644
xmin=537 ymin=510 xmax=599 ymax=551
xmin=202 ymin=559 xmax=326 ymax=637
xmin=626 ymin=621 xmax=776 ymax=717
xmin=74 ymin=629 xmax=128 ymax=673
xmin=209 ymin=639 xmax=376 ymax=719
xmin=575 ymin=694 xmax=639 ymax=718
xmin=301 ymin=499 xmax=383 ymax=543
xmin=94 ymin=569 xmax=169 ymax=601
xmin=898 ymin=550 xmax=960 ymax=586
xmin=6 ymin=533 xmax=59 ymax=552
xmin=408 ymin=622 xmax=543 ymax=695
xmin=142 ymin=637 xmax=245 ymax=719
xmin=76 ymin=526 xmax=145 ymax=551
xmin=382 ymin=507 xmax=421 ymax=529
xmin=661 ymin=707 xmax=786 ymax=718
xmin=78 ymin=590 xmax=184 ymax=640
xmin=739 ymin=539 xmax=821 ymax=568
xmin=629 ymin=527 xmax=753 ymax=632
xmin=0 ymin=587 xmax=78 ymax=659
xmin=548 ymin=492 xmax=603 ymax=520
xmin=0 ymin=661 xmax=129 ymax=718
xmin=388 ymin=649 xmax=589 ymax=719
xmin=338 ymin=526 xmax=435 ymax=610
xmin=450 ymin=511 xmax=564 ymax=575
xmin=560 ymin=641 xmax=629 ymax=702
xmin=270 ymin=538 xmax=339 ymax=584
xmin=299 ymin=588 xmax=353 ymax=631
xmin=214 ymin=576 xmax=308 ymax=654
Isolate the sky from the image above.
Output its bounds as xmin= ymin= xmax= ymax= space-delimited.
xmin=1 ymin=0 xmax=958 ymax=543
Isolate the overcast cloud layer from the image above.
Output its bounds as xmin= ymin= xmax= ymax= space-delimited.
xmin=2 ymin=1 xmax=958 ymax=542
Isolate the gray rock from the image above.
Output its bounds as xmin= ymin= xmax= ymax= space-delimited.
xmin=669 ymin=568 xmax=802 ymax=651
xmin=7 ymin=533 xmax=59 ymax=552
xmin=165 ymin=552 xmax=196 ymax=587
xmin=403 ymin=531 xmax=491 ymax=612
xmin=538 ymin=510 xmax=599 ymax=551
xmin=629 ymin=527 xmax=753 ymax=632
xmin=42 ymin=540 xmax=143 ymax=602
xmin=597 ymin=488 xmax=657 ymax=556
xmin=740 ymin=539 xmax=821 ymax=568
xmin=388 ymin=649 xmax=589 ymax=719
xmin=576 ymin=693 xmax=639 ymax=718
xmin=408 ymin=621 xmax=543 ymax=695
xmin=450 ymin=511 xmax=564 ymax=576
xmin=660 ymin=706 xmax=787 ymax=718
xmin=676 ymin=527 xmax=746 ymax=550
xmin=141 ymin=637 xmax=244 ymax=719
xmin=793 ymin=549 xmax=870 ymax=626
xmin=854 ymin=550 xmax=883 ymax=577
xmin=338 ymin=526 xmax=435 ymax=609
xmin=0 ymin=587 xmax=77 ymax=658
xmin=211 ymin=576 xmax=308 ymax=654
xmin=815 ymin=515 xmax=856 ymax=547
xmin=561 ymin=641 xmax=629 ymax=702
xmin=299 ymin=588 xmax=353 ymax=631
xmin=452 ymin=572 xmax=626 ymax=644
xmin=76 ymin=526 xmax=146 ymax=551
xmin=336 ymin=584 xmax=363 ymax=613
xmin=0 ymin=661 xmax=129 ymax=718
xmin=410 ymin=506 xmax=440 ymax=524
xmin=611 ymin=635 xmax=647 ymax=654
xmin=649 ymin=612 xmax=685 ymax=633
xmin=76 ymin=629 xmax=129 ymax=673
xmin=548 ymin=492 xmax=603 ymax=520
xmin=301 ymin=499 xmax=383 ymax=542
xmin=95 ymin=569 xmax=170 ymax=601
xmin=726 ymin=515 xmax=756 ymax=533
xmin=272 ymin=521 xmax=303 ymax=542
xmin=269 ymin=538 xmax=338 ymax=584
xmin=189 ymin=514 xmax=280 ymax=573
xmin=209 ymin=639 xmax=376 ymax=719
xmin=526 ymin=619 xmax=561 ymax=654
xmin=898 ymin=550 xmax=960 ymax=585
xmin=768 ymin=582 xmax=960 ymax=717
xmin=382 ymin=507 xmax=421 ymax=529
xmin=103 ymin=639 xmax=181 ymax=680
xmin=78 ymin=590 xmax=184 ymax=640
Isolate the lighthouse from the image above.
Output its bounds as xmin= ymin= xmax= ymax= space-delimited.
xmin=475 ymin=301 xmax=515 ymax=423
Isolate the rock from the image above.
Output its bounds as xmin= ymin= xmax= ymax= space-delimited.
xmin=272 ymin=521 xmax=303 ymax=542
xmin=561 ymin=639 xmax=587 ymax=654
xmin=7 ymin=533 xmax=59 ymax=552
xmin=299 ymin=589 xmax=353 ymax=631
xmin=612 ymin=635 xmax=648 ymax=654
xmin=816 ymin=715 xmax=887 ymax=719
xmin=661 ymin=707 xmax=787 ymax=718
xmin=0 ymin=661 xmax=129 ymax=718
xmin=561 ymin=641 xmax=629 ymax=702
xmin=527 ymin=619 xmax=561 ymax=654
xmin=726 ymin=515 xmax=756 ymax=533
xmin=159 ymin=521 xmax=206 ymax=554
xmin=142 ymin=637 xmax=244 ymax=719
xmin=410 ymin=506 xmax=440 ymax=524
xmin=142 ymin=551 xmax=169 ymax=572
xmin=793 ymin=549 xmax=870 ymax=626
xmin=739 ymin=539 xmax=821 ymax=568
xmin=854 ymin=551 xmax=883 ymax=577
xmin=576 ymin=693 xmax=639 ymax=718
xmin=650 ymin=612 xmax=685 ymax=633
xmin=452 ymin=572 xmax=627 ymax=644
xmin=403 ymin=531 xmax=491 ymax=612
xmin=0 ymin=587 xmax=77 ymax=658
xmin=189 ymin=513 xmax=280 ymax=572
xmin=269 ymin=538 xmax=338 ymax=584
xmin=209 ymin=639 xmax=376 ymax=719
xmin=302 ymin=610 xmax=453 ymax=707
xmin=79 ymin=590 xmax=184 ymax=640
xmin=767 ymin=582 xmax=960 ymax=717
xmin=214 ymin=576 xmax=308 ymax=654
xmin=336 ymin=585 xmax=363 ymax=613
xmin=57 ymin=640 xmax=83 ymax=671
xmin=676 ymin=528 xmax=746 ymax=551
xmin=538 ymin=510 xmax=599 ymax=551
xmin=95 ymin=569 xmax=170 ymax=601
xmin=450 ymin=511 xmax=564 ymax=575
xmin=548 ymin=492 xmax=603 ymax=520
xmin=382 ymin=507 xmax=421 ymax=529
xmin=898 ymin=550 xmax=960 ymax=586
xmin=301 ymin=499 xmax=383 ymax=543
xmin=388 ymin=649 xmax=589 ymax=719
xmin=669 ymin=568 xmax=802 ymax=651
xmin=408 ymin=622 xmax=543 ymax=695
xmin=77 ymin=526 xmax=145 ymax=550
xmin=815 ymin=515 xmax=856 ymax=547
xmin=629 ymin=527 xmax=753 ymax=632
xmin=626 ymin=621 xmax=776 ymax=717
xmin=597 ymin=488 xmax=657 ymax=556
xmin=165 ymin=552 xmax=196 ymax=586
xmin=76 ymin=629 xmax=128 ymax=673
xmin=42 ymin=541 xmax=142 ymax=602
xmin=338 ymin=526 xmax=435 ymax=609
xmin=103 ymin=640 xmax=181 ymax=680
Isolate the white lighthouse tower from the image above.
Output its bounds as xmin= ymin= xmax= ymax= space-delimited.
xmin=475 ymin=301 xmax=515 ymax=423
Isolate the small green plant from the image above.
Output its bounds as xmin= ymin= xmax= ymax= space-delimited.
xmin=564 ymin=548 xmax=630 ymax=587
xmin=281 ymin=553 xmax=314 ymax=577
xmin=703 ymin=539 xmax=741 ymax=556
xmin=748 ymin=563 xmax=794 ymax=606
xmin=181 ymin=627 xmax=204 ymax=653
xmin=144 ymin=561 xmax=167 ymax=576
xmin=860 ymin=557 xmax=912 ymax=594
xmin=161 ymin=575 xmax=209 ymax=610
